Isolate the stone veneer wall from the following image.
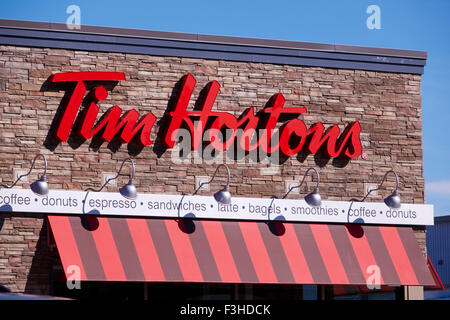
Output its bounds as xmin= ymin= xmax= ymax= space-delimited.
xmin=0 ymin=45 xmax=425 ymax=293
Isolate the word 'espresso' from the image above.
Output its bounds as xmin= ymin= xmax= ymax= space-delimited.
xmin=50 ymin=72 xmax=362 ymax=158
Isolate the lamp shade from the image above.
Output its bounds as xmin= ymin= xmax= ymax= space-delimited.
xmin=214 ymin=187 xmax=231 ymax=205
xmin=30 ymin=176 xmax=49 ymax=196
xmin=119 ymin=179 xmax=137 ymax=200
xmin=304 ymin=187 xmax=321 ymax=207
xmin=384 ymin=190 xmax=401 ymax=209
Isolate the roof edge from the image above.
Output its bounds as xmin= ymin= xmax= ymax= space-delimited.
xmin=0 ymin=19 xmax=427 ymax=60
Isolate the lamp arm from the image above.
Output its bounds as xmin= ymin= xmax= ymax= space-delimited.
xmin=369 ymin=170 xmax=399 ymax=193
xmin=119 ymin=158 xmax=135 ymax=182
xmin=193 ymin=164 xmax=230 ymax=195
xmin=84 ymin=182 xmax=109 ymax=193
xmin=84 ymin=158 xmax=135 ymax=192
xmin=282 ymin=167 xmax=320 ymax=199
xmin=0 ymin=153 xmax=47 ymax=189
xmin=360 ymin=170 xmax=399 ymax=202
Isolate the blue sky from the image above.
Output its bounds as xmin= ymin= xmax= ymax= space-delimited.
xmin=1 ymin=0 xmax=449 ymax=216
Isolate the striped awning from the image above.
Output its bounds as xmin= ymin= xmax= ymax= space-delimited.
xmin=334 ymin=255 xmax=444 ymax=296
xmin=48 ymin=215 xmax=434 ymax=286
xmin=426 ymin=254 xmax=445 ymax=290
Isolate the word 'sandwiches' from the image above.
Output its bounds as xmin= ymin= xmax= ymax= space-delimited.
xmin=50 ymin=72 xmax=362 ymax=159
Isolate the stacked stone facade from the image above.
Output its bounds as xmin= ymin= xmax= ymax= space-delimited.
xmin=0 ymin=45 xmax=425 ymax=293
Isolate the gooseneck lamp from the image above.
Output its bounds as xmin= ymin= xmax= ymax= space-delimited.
xmin=85 ymin=158 xmax=137 ymax=200
xmin=0 ymin=153 xmax=49 ymax=196
xmin=283 ymin=167 xmax=321 ymax=207
xmin=193 ymin=164 xmax=231 ymax=205
xmin=362 ymin=170 xmax=401 ymax=209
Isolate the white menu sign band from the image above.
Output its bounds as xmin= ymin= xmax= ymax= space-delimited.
xmin=0 ymin=189 xmax=434 ymax=226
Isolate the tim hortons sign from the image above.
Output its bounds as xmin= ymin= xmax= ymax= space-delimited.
xmin=50 ymin=72 xmax=362 ymax=158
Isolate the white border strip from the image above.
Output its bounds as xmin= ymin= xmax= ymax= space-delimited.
xmin=0 ymin=189 xmax=434 ymax=225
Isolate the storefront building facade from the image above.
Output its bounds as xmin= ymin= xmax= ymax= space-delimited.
xmin=0 ymin=19 xmax=436 ymax=300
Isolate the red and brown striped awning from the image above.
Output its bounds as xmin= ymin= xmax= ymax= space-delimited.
xmin=333 ymin=255 xmax=444 ymax=296
xmin=48 ymin=215 xmax=434 ymax=286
